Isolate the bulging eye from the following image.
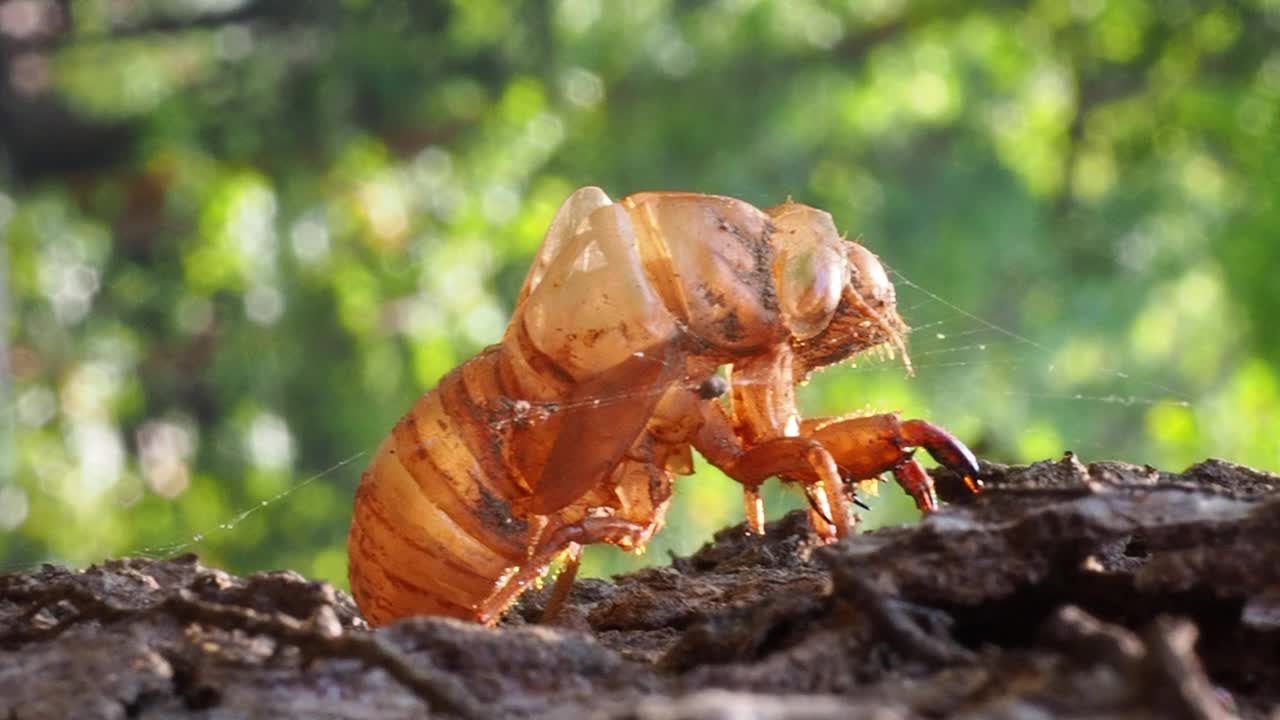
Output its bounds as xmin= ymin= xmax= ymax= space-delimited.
xmin=778 ymin=244 xmax=845 ymax=340
xmin=846 ymin=243 xmax=894 ymax=306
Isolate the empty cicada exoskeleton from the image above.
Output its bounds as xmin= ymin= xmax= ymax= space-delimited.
xmin=347 ymin=188 xmax=980 ymax=626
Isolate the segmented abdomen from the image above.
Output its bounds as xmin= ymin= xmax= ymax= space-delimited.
xmin=347 ymin=348 xmax=535 ymax=626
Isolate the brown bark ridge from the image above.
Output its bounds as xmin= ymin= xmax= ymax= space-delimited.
xmin=2 ymin=454 xmax=1279 ymax=719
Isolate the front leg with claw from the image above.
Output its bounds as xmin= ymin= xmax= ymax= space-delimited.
xmin=694 ymin=401 xmax=980 ymax=540
xmin=802 ymin=413 xmax=981 ymax=513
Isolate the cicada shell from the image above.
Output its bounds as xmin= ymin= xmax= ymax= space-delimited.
xmin=347 ymin=188 xmax=979 ymax=626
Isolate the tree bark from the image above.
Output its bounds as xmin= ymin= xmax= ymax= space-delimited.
xmin=2 ymin=455 xmax=1278 ymax=718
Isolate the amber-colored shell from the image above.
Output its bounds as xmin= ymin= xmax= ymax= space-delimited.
xmin=347 ymin=187 xmax=923 ymax=626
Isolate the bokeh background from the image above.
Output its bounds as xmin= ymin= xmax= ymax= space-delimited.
xmin=2 ymin=0 xmax=1278 ymax=586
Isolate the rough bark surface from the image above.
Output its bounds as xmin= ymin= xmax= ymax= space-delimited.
xmin=3 ymin=455 xmax=1279 ymax=719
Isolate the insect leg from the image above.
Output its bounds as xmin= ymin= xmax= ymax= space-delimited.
xmin=476 ymin=517 xmax=650 ymax=625
xmin=694 ymin=401 xmax=849 ymax=539
xmin=891 ymin=457 xmax=938 ymax=513
xmin=897 ymin=419 xmax=981 ymax=490
xmin=540 ymin=543 xmax=582 ymax=624
xmin=803 ymin=414 xmax=981 ymax=513
xmin=743 ymin=486 xmax=765 ymax=535
xmin=731 ymin=439 xmax=850 ymax=540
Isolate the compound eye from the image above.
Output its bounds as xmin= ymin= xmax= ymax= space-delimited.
xmin=846 ymin=243 xmax=894 ymax=306
xmin=778 ymin=244 xmax=845 ymax=340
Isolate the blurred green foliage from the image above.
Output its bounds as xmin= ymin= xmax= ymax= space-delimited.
xmin=1 ymin=0 xmax=1278 ymax=586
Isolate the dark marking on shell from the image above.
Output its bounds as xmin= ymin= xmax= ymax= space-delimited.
xmin=476 ymin=482 xmax=530 ymax=537
xmin=716 ymin=311 xmax=744 ymax=342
